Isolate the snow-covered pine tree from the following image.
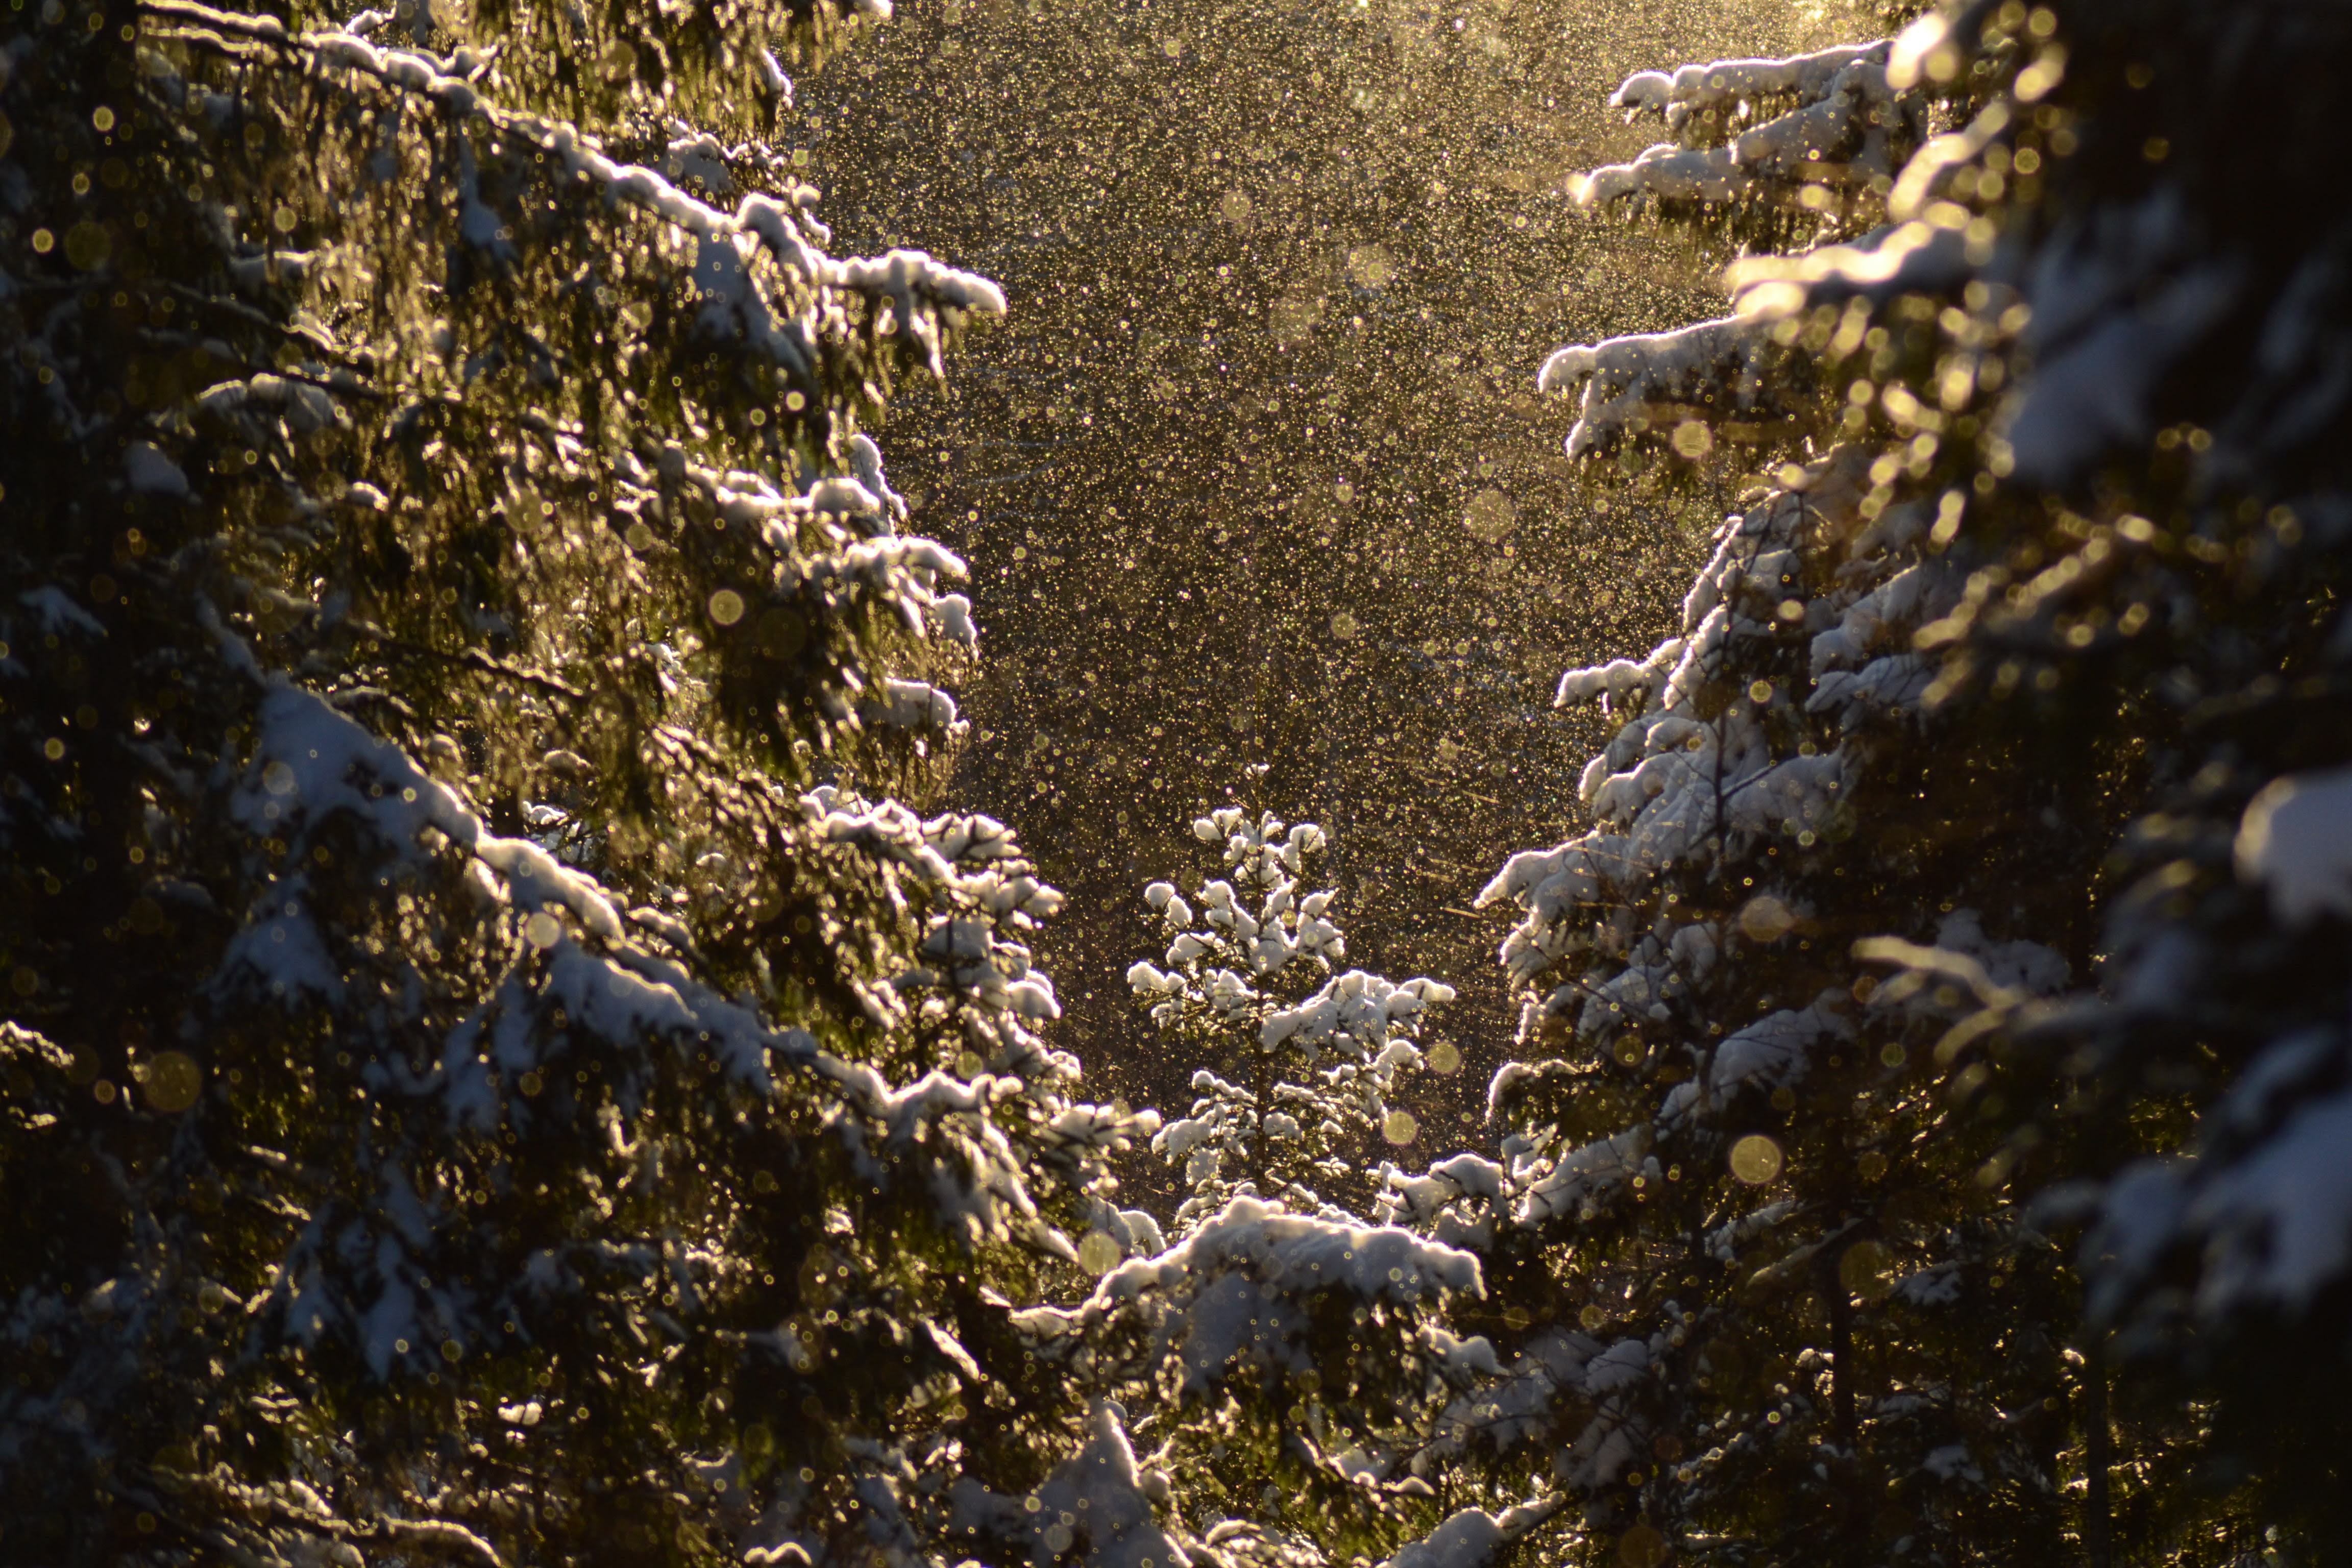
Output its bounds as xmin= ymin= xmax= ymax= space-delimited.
xmin=1818 ymin=3 xmax=2352 ymax=1556
xmin=1128 ymin=806 xmax=1455 ymax=1231
xmin=1417 ymin=2 xmax=2348 ymax=1565
xmin=995 ymin=807 xmax=1492 ymax=1568
xmin=0 ymin=1 xmax=1159 ymax=1563
xmin=1430 ymin=26 xmax=2093 ymax=1566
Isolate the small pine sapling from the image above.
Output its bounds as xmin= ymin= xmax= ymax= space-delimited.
xmin=1127 ymin=807 xmax=1455 ymax=1232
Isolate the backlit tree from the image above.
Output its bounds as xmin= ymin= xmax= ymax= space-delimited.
xmin=1128 ymin=806 xmax=1456 ymax=1232
xmin=1441 ymin=2 xmax=2352 ymax=1566
xmin=0 ymin=0 xmax=1159 ymax=1562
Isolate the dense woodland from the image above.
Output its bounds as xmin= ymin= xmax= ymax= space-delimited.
xmin=3 ymin=1 xmax=2350 ymax=1567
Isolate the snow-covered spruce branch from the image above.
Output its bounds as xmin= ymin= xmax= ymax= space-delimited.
xmin=1014 ymin=1195 xmax=1489 ymax=1401
xmin=227 ymin=679 xmax=1133 ymax=1266
xmin=1560 ymin=27 xmax=2001 ymax=291
xmin=1573 ymin=41 xmax=1924 ymax=219
xmin=138 ymin=0 xmax=1003 ymax=379
xmin=155 ymin=1476 xmax=510 ymax=1568
xmin=1536 ymin=314 xmax=1781 ymax=462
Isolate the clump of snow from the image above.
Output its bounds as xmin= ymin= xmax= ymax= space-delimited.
xmin=1024 ymin=1402 xmax=1189 ymax=1568
xmin=122 ymin=440 xmax=191 ymax=496
xmin=1019 ymin=1195 xmax=1485 ymax=1394
xmin=870 ymin=676 xmax=961 ymax=731
xmin=2235 ymin=766 xmax=2352 ymax=925
xmin=1379 ymin=1153 xmax=1510 ymax=1252
xmin=1514 ymin=1126 xmax=1651 ymax=1228
xmin=1382 ymin=1499 xmax=1559 ymax=1568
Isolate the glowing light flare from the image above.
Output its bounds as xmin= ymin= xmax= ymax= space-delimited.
xmin=1729 ymin=1133 xmax=1784 ymax=1185
xmin=139 ymin=1051 xmax=203 ymax=1113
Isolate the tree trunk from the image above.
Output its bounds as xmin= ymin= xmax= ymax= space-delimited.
xmin=1253 ymin=1046 xmax=1273 ymax=1192
xmin=2084 ymin=1339 xmax=2112 ymax=1568
xmin=1829 ymin=1278 xmax=1856 ymax=1452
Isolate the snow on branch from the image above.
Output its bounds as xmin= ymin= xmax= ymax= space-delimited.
xmin=1537 ymin=315 xmax=1774 ymax=460
xmin=2236 ymin=767 xmax=2352 ymax=927
xmin=1380 ymin=1498 xmax=1561 ymax=1568
xmin=1377 ymin=1153 xmax=1510 ymax=1254
xmin=1723 ymin=218 xmax=1979 ymax=325
xmin=1014 ymin=1196 xmax=1487 ymax=1397
xmin=1573 ymin=41 xmax=1923 ymax=218
xmin=951 ymin=1403 xmax=1192 ymax=1568
xmin=1551 ymin=656 xmax=1658 ymax=713
xmin=1611 ymin=43 xmax=1890 ymax=122
xmin=138 ymin=0 xmax=1004 ymax=379
xmin=2080 ymin=993 xmax=2352 ymax=1324
xmin=1418 ymin=1324 xmax=1667 ymax=1496
xmin=1085 ymin=1196 xmax=1483 ymax=1310
xmin=235 ymin=682 xmax=623 ymax=943
xmin=610 ymin=444 xmax=975 ymax=653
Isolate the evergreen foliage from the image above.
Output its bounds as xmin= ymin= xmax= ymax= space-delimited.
xmin=0 ymin=0 xmax=1154 ymax=1562
xmin=1128 ymin=807 xmax=1455 ymax=1231
xmin=1006 ymin=808 xmax=1486 ymax=1568
xmin=7 ymin=0 xmax=2351 ymax=1564
xmin=1450 ymin=2 xmax=2352 ymax=1566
